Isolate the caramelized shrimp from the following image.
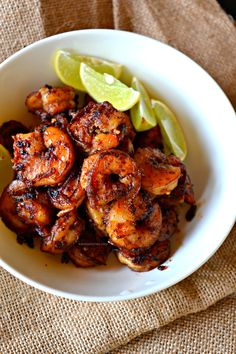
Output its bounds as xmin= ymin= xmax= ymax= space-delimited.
xmin=0 ymin=120 xmax=28 ymax=155
xmin=81 ymin=150 xmax=141 ymax=207
xmin=0 ymin=182 xmax=31 ymax=234
xmin=68 ymin=101 xmax=135 ymax=154
xmin=85 ymin=198 xmax=109 ymax=235
xmin=41 ymin=210 xmax=84 ymax=254
xmin=0 ymin=180 xmax=53 ymax=231
xmin=13 ymin=126 xmax=75 ymax=186
xmin=48 ymin=167 xmax=85 ymax=213
xmin=134 ymin=125 xmax=163 ymax=150
xmin=168 ymin=154 xmax=195 ymax=205
xmin=159 ymin=207 xmax=179 ymax=241
xmin=68 ymin=224 xmax=111 ymax=267
xmin=35 ymin=114 xmax=69 ymax=131
xmin=134 ymin=148 xmax=181 ymax=196
xmin=117 ymin=136 xmax=134 ymax=155
xmin=117 ymin=239 xmax=170 ymax=272
xmin=80 ymin=153 xmax=99 ymax=190
xmin=26 ymin=85 xmax=75 ymax=116
xmin=158 ymin=155 xmax=195 ymax=206
xmin=9 ymin=181 xmax=53 ymax=228
xmin=106 ymin=192 xmax=162 ymax=253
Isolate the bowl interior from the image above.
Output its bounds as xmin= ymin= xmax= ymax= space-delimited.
xmin=0 ymin=30 xmax=236 ymax=301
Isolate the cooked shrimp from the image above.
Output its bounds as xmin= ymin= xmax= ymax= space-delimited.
xmin=81 ymin=150 xmax=141 ymax=207
xmin=158 ymin=154 xmax=195 ymax=206
xmin=36 ymin=114 xmax=69 ymax=130
xmin=159 ymin=207 xmax=179 ymax=241
xmin=1 ymin=180 xmax=53 ymax=230
xmin=0 ymin=182 xmax=30 ymax=234
xmin=134 ymin=147 xmax=181 ymax=196
xmin=1 ymin=180 xmax=53 ymax=233
xmin=168 ymin=154 xmax=195 ymax=204
xmin=25 ymin=85 xmax=75 ymax=115
xmin=117 ymin=239 xmax=170 ymax=272
xmin=48 ymin=167 xmax=85 ymax=213
xmin=68 ymin=225 xmax=111 ymax=267
xmin=106 ymin=192 xmax=162 ymax=253
xmin=85 ymin=198 xmax=109 ymax=235
xmin=68 ymin=101 xmax=135 ymax=154
xmin=134 ymin=125 xmax=163 ymax=149
xmin=80 ymin=153 xmax=99 ymax=190
xmin=183 ymin=174 xmax=195 ymax=205
xmin=117 ymin=136 xmax=134 ymax=155
xmin=13 ymin=126 xmax=75 ymax=187
xmin=0 ymin=120 xmax=28 ymax=155
xmin=41 ymin=210 xmax=84 ymax=254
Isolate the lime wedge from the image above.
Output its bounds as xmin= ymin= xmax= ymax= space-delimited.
xmin=0 ymin=145 xmax=14 ymax=194
xmin=54 ymin=50 xmax=123 ymax=91
xmin=152 ymin=99 xmax=187 ymax=161
xmin=80 ymin=63 xmax=140 ymax=111
xmin=78 ymin=55 xmax=122 ymax=78
xmin=130 ymin=77 xmax=157 ymax=132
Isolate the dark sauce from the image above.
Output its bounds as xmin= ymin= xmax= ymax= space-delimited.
xmin=61 ymin=252 xmax=70 ymax=264
xmin=158 ymin=265 xmax=168 ymax=271
xmin=185 ymin=204 xmax=197 ymax=222
xmin=17 ymin=234 xmax=34 ymax=248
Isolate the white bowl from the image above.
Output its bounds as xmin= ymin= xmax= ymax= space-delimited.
xmin=0 ymin=29 xmax=236 ymax=302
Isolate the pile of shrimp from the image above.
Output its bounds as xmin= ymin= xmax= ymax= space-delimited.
xmin=0 ymin=85 xmax=196 ymax=272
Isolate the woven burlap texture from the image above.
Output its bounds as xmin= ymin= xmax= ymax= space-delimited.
xmin=111 ymin=293 xmax=236 ymax=354
xmin=0 ymin=1 xmax=236 ymax=353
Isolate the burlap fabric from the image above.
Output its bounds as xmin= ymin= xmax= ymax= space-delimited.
xmin=112 ymin=293 xmax=236 ymax=353
xmin=0 ymin=1 xmax=236 ymax=353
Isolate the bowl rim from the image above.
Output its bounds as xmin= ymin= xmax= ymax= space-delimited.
xmin=0 ymin=28 xmax=236 ymax=302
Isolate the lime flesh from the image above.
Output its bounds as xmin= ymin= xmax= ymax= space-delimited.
xmin=80 ymin=63 xmax=140 ymax=111
xmin=152 ymin=99 xmax=187 ymax=161
xmin=78 ymin=55 xmax=122 ymax=78
xmin=54 ymin=50 xmax=122 ymax=91
xmin=130 ymin=77 xmax=157 ymax=132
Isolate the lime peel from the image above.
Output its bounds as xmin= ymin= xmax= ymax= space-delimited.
xmin=152 ymin=99 xmax=187 ymax=161
xmin=130 ymin=77 xmax=157 ymax=132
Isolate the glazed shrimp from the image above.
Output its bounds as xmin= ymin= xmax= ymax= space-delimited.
xmin=158 ymin=207 xmax=179 ymax=241
xmin=117 ymin=239 xmax=170 ymax=272
xmin=0 ymin=182 xmax=31 ymax=234
xmin=81 ymin=150 xmax=141 ymax=207
xmin=0 ymin=180 xmax=53 ymax=233
xmin=11 ymin=181 xmax=53 ymax=229
xmin=41 ymin=210 xmax=84 ymax=254
xmin=134 ymin=125 xmax=163 ymax=150
xmin=80 ymin=153 xmax=99 ymax=190
xmin=106 ymin=192 xmax=162 ymax=253
xmin=35 ymin=114 xmax=70 ymax=131
xmin=0 ymin=120 xmax=28 ymax=155
xmin=13 ymin=126 xmax=75 ymax=187
xmin=48 ymin=167 xmax=85 ymax=214
xmin=167 ymin=154 xmax=195 ymax=205
xmin=68 ymin=101 xmax=135 ymax=154
xmin=158 ymin=155 xmax=196 ymax=206
xmin=134 ymin=147 xmax=181 ymax=196
xmin=116 ymin=207 xmax=177 ymax=271
xmin=68 ymin=224 xmax=111 ymax=267
xmin=25 ymin=85 xmax=76 ymax=116
xmin=85 ymin=198 xmax=109 ymax=235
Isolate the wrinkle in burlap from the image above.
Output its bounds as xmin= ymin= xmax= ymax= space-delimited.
xmin=0 ymin=1 xmax=236 ymax=353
